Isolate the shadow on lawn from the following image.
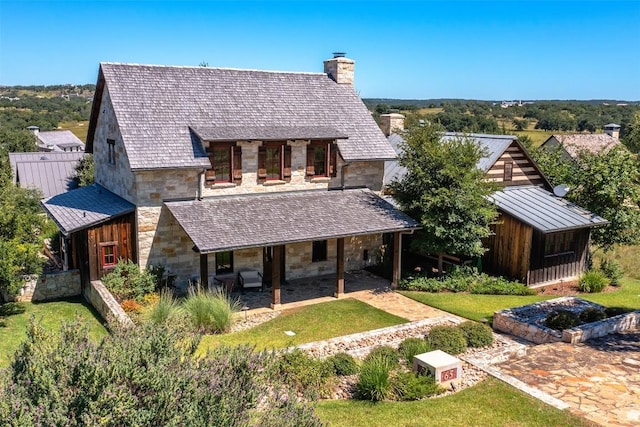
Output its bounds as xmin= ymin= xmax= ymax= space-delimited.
xmin=0 ymin=302 xmax=27 ymax=327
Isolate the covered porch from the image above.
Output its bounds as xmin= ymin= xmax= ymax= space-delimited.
xmin=165 ymin=188 xmax=420 ymax=309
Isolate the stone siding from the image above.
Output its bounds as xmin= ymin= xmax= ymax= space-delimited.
xmin=10 ymin=270 xmax=82 ymax=302
xmin=93 ymin=88 xmax=136 ymax=203
xmin=83 ymin=280 xmax=133 ymax=326
xmin=343 ymin=161 xmax=385 ymax=191
xmin=562 ymin=311 xmax=640 ymax=344
xmin=135 ymin=169 xmax=200 ymax=206
xmin=492 ymin=311 xmax=562 ymax=344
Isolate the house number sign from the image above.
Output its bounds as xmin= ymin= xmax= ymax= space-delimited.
xmin=441 ymin=368 xmax=457 ymax=382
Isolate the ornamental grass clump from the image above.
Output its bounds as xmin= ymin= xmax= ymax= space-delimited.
xmin=457 ymin=321 xmax=494 ymax=348
xmin=579 ymin=270 xmax=609 ymax=293
xmin=183 ymin=288 xmax=240 ymax=334
xmin=355 ymin=354 xmax=395 ymax=401
xmin=392 ymin=371 xmax=444 ymax=401
xmin=146 ymin=289 xmax=182 ymax=325
xmin=397 ymin=337 xmax=431 ymax=362
xmin=364 ymin=345 xmax=399 ymax=368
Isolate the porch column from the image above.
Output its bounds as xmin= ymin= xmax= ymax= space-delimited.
xmin=271 ymin=245 xmax=282 ymax=309
xmin=335 ymin=237 xmax=345 ymax=297
xmin=200 ymin=253 xmax=208 ymax=289
xmin=391 ymin=231 xmax=401 ymax=289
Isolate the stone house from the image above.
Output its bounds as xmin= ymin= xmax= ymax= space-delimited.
xmin=42 ymin=54 xmax=419 ymax=308
xmin=382 ymin=115 xmax=607 ymax=286
xmin=27 ymin=126 xmax=86 ymax=152
xmin=540 ymin=124 xmax=621 ymax=161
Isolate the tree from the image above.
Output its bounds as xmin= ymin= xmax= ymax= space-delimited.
xmin=512 ymin=118 xmax=529 ymax=131
xmin=390 ymin=123 xmax=498 ymax=273
xmin=73 ymin=154 xmax=95 ymax=187
xmin=532 ymin=145 xmax=640 ymax=250
xmin=0 ymin=319 xmax=323 ymax=426
xmin=622 ymin=112 xmax=640 ymax=153
xmin=0 ymin=185 xmax=46 ymax=299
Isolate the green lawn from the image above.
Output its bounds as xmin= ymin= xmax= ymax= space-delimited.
xmin=198 ymin=298 xmax=407 ymax=354
xmin=580 ymin=277 xmax=640 ymax=309
xmin=316 ymin=377 xmax=596 ymax=427
xmin=0 ymin=298 xmax=108 ymax=367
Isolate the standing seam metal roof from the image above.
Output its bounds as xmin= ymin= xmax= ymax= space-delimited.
xmin=97 ymin=63 xmax=396 ymax=169
xmin=489 ymin=186 xmax=608 ymax=233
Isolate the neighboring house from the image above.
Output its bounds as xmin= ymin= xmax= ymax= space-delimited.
xmin=42 ymin=54 xmax=419 ymax=308
xmin=540 ymin=124 xmax=621 ymax=161
xmin=27 ymin=126 xmax=86 ymax=152
xmin=8 ymin=151 xmax=84 ymax=198
xmin=382 ymin=114 xmax=607 ymax=286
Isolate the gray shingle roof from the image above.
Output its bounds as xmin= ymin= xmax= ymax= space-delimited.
xmin=165 ymin=188 xmax=420 ymax=253
xmin=190 ymin=125 xmax=348 ymax=142
xmin=41 ymin=184 xmax=135 ymax=235
xmin=93 ymin=63 xmax=395 ymax=169
xmin=489 ymin=186 xmax=608 ymax=233
xmin=543 ymin=134 xmax=620 ymax=159
xmin=37 ymin=130 xmax=85 ymax=150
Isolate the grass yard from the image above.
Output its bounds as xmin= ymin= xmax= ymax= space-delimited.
xmin=198 ymin=298 xmax=407 ymax=354
xmin=0 ymin=298 xmax=108 ymax=368
xmin=58 ymin=120 xmax=89 ymax=142
xmin=316 ymin=377 xmax=596 ymax=427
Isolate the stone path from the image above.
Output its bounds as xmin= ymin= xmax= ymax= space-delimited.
xmin=497 ymin=332 xmax=640 ymax=427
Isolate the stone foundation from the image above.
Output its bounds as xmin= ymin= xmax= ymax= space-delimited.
xmin=9 ymin=270 xmax=82 ymax=302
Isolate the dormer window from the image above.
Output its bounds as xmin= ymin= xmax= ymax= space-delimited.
xmin=206 ymin=142 xmax=242 ymax=184
xmin=307 ymin=141 xmax=337 ymax=178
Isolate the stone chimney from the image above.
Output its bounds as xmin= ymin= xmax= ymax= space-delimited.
xmin=27 ymin=125 xmax=40 ymax=137
xmin=324 ymin=52 xmax=354 ymax=86
xmin=604 ymin=123 xmax=620 ymax=139
xmin=379 ymin=113 xmax=405 ymax=136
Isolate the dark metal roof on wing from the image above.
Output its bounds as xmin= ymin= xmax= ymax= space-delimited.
xmin=489 ymin=186 xmax=608 ymax=233
xmin=190 ymin=125 xmax=348 ymax=142
xmin=165 ymin=188 xmax=420 ymax=253
xmin=15 ymin=160 xmax=78 ymax=198
xmin=41 ymin=184 xmax=135 ymax=235
xmin=8 ymin=152 xmax=85 ymax=185
xmin=89 ymin=63 xmax=396 ymax=169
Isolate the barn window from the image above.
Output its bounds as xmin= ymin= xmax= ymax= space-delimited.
xmin=101 ymin=243 xmax=118 ymax=268
xmin=504 ymin=160 xmax=513 ymax=181
xmin=312 ymin=240 xmax=328 ymax=262
xmin=107 ymin=139 xmax=116 ymax=165
xmin=215 ymin=251 xmax=234 ymax=275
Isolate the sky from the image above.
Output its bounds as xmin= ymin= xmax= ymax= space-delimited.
xmin=1 ymin=0 xmax=639 ymax=100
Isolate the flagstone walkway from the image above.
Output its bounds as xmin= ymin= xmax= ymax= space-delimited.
xmin=497 ymin=332 xmax=640 ymax=427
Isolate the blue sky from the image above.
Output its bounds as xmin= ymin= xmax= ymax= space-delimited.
xmin=1 ymin=0 xmax=639 ymax=100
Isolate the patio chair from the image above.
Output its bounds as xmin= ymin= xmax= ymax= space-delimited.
xmin=239 ymin=270 xmax=263 ymax=292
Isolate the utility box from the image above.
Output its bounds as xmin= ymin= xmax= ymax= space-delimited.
xmin=413 ymin=350 xmax=462 ymax=389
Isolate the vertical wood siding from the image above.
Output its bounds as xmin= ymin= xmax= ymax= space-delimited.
xmin=528 ymin=229 xmax=589 ymax=285
xmin=483 ymin=212 xmax=532 ymax=283
xmin=86 ymin=213 xmax=136 ymax=281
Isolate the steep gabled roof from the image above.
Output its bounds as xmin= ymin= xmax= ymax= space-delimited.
xmin=442 ymin=132 xmax=517 ymax=172
xmin=542 ymin=134 xmax=620 ymax=159
xmin=37 ymin=130 xmax=85 ymax=150
xmin=87 ymin=63 xmax=396 ymax=170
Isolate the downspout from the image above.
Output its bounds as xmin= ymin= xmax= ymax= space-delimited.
xmin=197 ymin=168 xmax=206 ymax=200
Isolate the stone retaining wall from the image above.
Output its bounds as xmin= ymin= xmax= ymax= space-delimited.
xmin=562 ymin=311 xmax=640 ymax=344
xmin=10 ymin=270 xmax=82 ymax=302
xmin=83 ymin=280 xmax=133 ymax=327
xmin=493 ymin=310 xmax=563 ymax=344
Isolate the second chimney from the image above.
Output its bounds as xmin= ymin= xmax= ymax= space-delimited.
xmin=324 ymin=52 xmax=355 ymax=86
xmin=604 ymin=123 xmax=620 ymax=139
xmin=380 ymin=113 xmax=405 ymax=136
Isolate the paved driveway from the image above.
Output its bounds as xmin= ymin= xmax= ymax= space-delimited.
xmin=498 ymin=332 xmax=640 ymax=427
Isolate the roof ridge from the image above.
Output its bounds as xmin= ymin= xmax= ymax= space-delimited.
xmin=100 ymin=62 xmax=327 ymax=77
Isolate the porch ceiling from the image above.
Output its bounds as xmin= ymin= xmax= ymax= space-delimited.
xmin=165 ymin=188 xmax=419 ymax=253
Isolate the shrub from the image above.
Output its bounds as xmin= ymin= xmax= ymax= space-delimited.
xmin=183 ymin=288 xmax=240 ymax=333
xmin=427 ymin=325 xmax=467 ymax=355
xmin=392 ymin=371 xmax=444 ymax=401
xmin=545 ymin=309 xmax=580 ymax=330
xmin=399 ymin=276 xmax=449 ymax=292
xmin=605 ymin=307 xmax=632 ymax=317
xmin=145 ymin=289 xmax=182 ymax=325
xmin=364 ymin=345 xmax=399 ymax=367
xmin=457 ymin=321 xmax=494 ymax=348
xmin=469 ymin=277 xmax=535 ymax=296
xmin=579 ymin=270 xmax=609 ymax=293
xmin=400 ymin=271 xmax=532 ymax=295
xmin=578 ymin=307 xmax=607 ymax=323
xmin=274 ymin=349 xmax=334 ymax=398
xmin=102 ymin=259 xmax=156 ymax=302
xmin=120 ymin=299 xmax=143 ymax=313
xmin=355 ymin=354 xmax=394 ymax=401
xmin=600 ymin=259 xmax=623 ymax=286
xmin=397 ymin=338 xmax=431 ymax=362
xmin=327 ymin=352 xmax=359 ymax=376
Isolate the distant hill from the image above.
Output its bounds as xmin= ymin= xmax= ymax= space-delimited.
xmin=363 ymin=98 xmax=639 ymax=110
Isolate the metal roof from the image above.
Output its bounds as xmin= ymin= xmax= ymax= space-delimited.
xmin=15 ymin=160 xmax=78 ymax=198
xmin=88 ymin=63 xmax=396 ymax=169
xmin=165 ymin=188 xmax=420 ymax=253
xmin=8 ymin=152 xmax=85 ymax=184
xmin=489 ymin=186 xmax=608 ymax=233
xmin=41 ymin=184 xmax=135 ymax=235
